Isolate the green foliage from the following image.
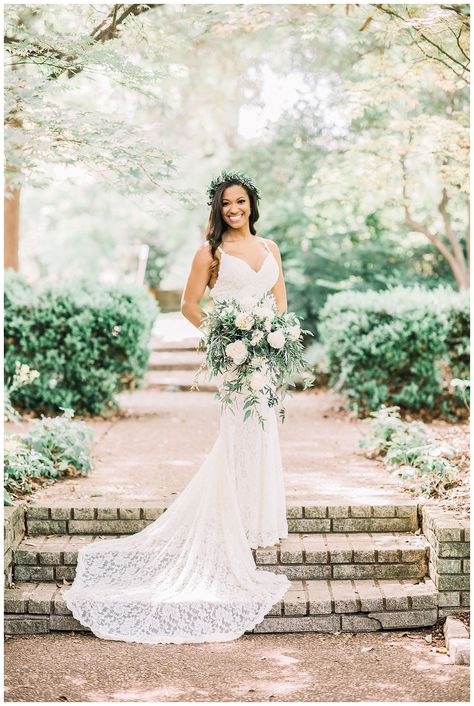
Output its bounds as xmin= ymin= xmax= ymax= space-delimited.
xmin=318 ymin=286 xmax=470 ymax=416
xmin=359 ymin=406 xmax=460 ymax=498
xmin=4 ymin=360 xmax=41 ymax=422
xmin=145 ymin=243 xmax=170 ymax=290
xmin=4 ymin=270 xmax=159 ymax=416
xmin=4 ymin=4 xmax=196 ymax=207
xmin=7 ymin=4 xmax=469 ymax=301
xmin=20 ymin=407 xmax=94 ymax=473
xmin=4 ymin=407 xmax=93 ymax=502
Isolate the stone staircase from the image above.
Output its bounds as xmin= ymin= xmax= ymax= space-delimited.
xmin=5 ymin=315 xmax=468 ymax=637
xmin=5 ymin=502 xmax=442 ymax=635
xmin=144 ymin=315 xmax=210 ymax=391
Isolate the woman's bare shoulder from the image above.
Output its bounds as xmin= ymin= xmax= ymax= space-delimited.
xmin=193 ymin=241 xmax=218 ymax=265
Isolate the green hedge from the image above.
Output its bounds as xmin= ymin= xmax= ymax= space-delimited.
xmin=4 ymin=271 xmax=159 ymax=416
xmin=318 ymin=286 xmax=470 ymax=416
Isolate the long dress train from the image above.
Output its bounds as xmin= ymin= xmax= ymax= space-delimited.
xmin=63 ymin=237 xmax=290 ymax=644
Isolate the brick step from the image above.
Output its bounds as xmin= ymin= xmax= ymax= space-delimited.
xmin=24 ymin=504 xmax=419 ymax=535
xmin=148 ymin=350 xmax=205 ymax=371
xmin=13 ymin=532 xmax=429 ymax=583
xmin=149 ymin=337 xmax=200 ymax=352
xmin=144 ymin=369 xmax=216 ymax=392
xmin=4 ymin=578 xmax=438 ymax=635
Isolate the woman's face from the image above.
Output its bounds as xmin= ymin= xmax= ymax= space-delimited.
xmin=221 ymin=184 xmax=250 ymax=229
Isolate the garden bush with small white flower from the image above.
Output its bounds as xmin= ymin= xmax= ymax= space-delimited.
xmin=359 ymin=406 xmax=462 ymax=498
xmin=4 ymin=407 xmax=94 ymax=505
xmin=192 ymin=292 xmax=315 ymax=428
xmin=318 ymin=285 xmax=469 ymax=418
xmin=4 ymin=271 xmax=158 ymax=416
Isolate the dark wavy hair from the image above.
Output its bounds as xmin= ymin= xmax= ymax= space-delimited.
xmin=204 ymin=178 xmax=261 ymax=271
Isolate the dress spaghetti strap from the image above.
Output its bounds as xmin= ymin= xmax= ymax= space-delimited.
xmin=259 ymin=238 xmax=271 ymax=253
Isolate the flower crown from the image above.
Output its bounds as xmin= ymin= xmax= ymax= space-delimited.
xmin=206 ymin=170 xmax=261 ymax=206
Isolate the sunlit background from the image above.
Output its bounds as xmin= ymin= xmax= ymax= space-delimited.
xmin=5 ymin=3 xmax=469 ymax=326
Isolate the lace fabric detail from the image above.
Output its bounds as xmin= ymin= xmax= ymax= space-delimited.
xmin=63 ymin=238 xmax=290 ymax=644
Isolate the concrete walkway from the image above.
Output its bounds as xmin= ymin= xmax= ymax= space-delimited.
xmin=8 ymin=310 xmax=412 ymax=508
xmin=25 ymin=388 xmax=411 ymax=508
xmin=4 ymin=630 xmax=469 ymax=702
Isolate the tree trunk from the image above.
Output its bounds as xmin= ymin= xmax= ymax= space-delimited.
xmin=4 ymin=186 xmax=21 ymax=271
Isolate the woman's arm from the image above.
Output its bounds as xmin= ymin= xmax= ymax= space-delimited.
xmin=181 ymin=243 xmax=215 ymax=330
xmin=266 ymin=240 xmax=288 ymax=315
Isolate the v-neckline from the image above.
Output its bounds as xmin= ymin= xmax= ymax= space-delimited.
xmin=219 ymin=240 xmax=271 ymax=274
xmin=221 ymin=250 xmax=271 ymax=274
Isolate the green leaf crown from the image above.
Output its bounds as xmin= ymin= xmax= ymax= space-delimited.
xmin=206 ymin=170 xmax=261 ymax=206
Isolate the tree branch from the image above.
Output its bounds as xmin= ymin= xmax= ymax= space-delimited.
xmin=401 ymin=158 xmax=468 ymax=289
xmin=374 ymin=4 xmax=470 ymax=76
xmin=410 ymin=31 xmax=469 ymax=82
xmin=450 ymin=23 xmax=470 ymax=63
xmin=92 ymin=4 xmax=150 ymax=43
xmin=439 ymin=5 xmax=471 ymax=23
xmin=5 ymin=5 xmax=159 ymax=81
xmin=438 ymin=187 xmax=468 ymax=280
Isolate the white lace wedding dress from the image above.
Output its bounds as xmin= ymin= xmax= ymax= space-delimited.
xmin=63 ymin=237 xmax=290 ymax=644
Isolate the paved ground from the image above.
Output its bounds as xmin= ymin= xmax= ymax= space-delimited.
xmin=6 ymin=311 xmax=468 ymax=702
xmin=4 ymin=630 xmax=469 ymax=702
xmin=17 ymin=389 xmax=411 ymax=507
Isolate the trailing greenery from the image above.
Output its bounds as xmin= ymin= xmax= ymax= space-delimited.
xmin=4 ymin=271 xmax=159 ymax=416
xmin=359 ymin=406 xmax=461 ymax=498
xmin=4 ymin=408 xmax=93 ymax=504
xmin=318 ymin=286 xmax=470 ymax=416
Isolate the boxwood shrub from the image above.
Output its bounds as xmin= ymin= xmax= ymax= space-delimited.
xmin=5 ymin=271 xmax=159 ymax=416
xmin=317 ymin=286 xmax=470 ymax=417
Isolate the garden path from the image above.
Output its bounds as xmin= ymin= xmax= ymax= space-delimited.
xmin=24 ymin=312 xmax=412 ymax=509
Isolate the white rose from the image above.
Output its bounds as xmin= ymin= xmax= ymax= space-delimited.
xmin=235 ymin=312 xmax=255 ymax=331
xmin=264 ymin=319 xmax=273 ymax=332
xmin=251 ymin=329 xmax=264 ymax=345
xmin=287 ymin=323 xmax=301 ymax=341
xmin=225 ymin=340 xmax=248 ymax=365
xmin=248 ymin=370 xmax=268 ymax=392
xmin=267 ymin=329 xmax=286 ymax=349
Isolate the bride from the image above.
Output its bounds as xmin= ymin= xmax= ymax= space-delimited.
xmin=63 ymin=170 xmax=291 ymax=644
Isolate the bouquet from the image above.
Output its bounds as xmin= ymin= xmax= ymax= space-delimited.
xmin=191 ymin=292 xmax=315 ymax=429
